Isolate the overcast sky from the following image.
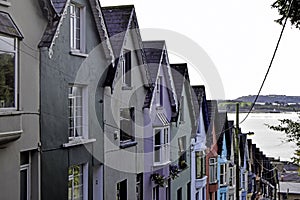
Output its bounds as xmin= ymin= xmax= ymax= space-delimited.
xmin=101 ymin=0 xmax=300 ymax=99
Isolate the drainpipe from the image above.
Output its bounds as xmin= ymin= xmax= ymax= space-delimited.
xmin=235 ymin=103 xmax=240 ymax=200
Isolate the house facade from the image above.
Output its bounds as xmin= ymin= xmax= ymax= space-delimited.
xmin=102 ymin=5 xmax=150 ymax=200
xmin=0 ymin=0 xmax=47 ymax=199
xmin=169 ymin=63 xmax=195 ymax=200
xmin=191 ymin=86 xmax=210 ymax=200
xmin=142 ymin=40 xmax=177 ymax=200
xmin=38 ymin=0 xmax=112 ymax=199
xmin=206 ymin=100 xmax=219 ymax=200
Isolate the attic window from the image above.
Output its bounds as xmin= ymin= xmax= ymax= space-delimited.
xmin=121 ymin=50 xmax=131 ymax=87
xmin=70 ymin=3 xmax=85 ymax=53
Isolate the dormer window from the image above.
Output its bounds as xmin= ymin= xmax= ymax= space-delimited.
xmin=70 ymin=3 xmax=85 ymax=53
xmin=121 ymin=50 xmax=131 ymax=87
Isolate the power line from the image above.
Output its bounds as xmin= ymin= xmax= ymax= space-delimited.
xmin=240 ymin=0 xmax=294 ymax=124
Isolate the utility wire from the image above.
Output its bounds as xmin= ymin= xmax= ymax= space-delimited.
xmin=240 ymin=0 xmax=294 ymax=124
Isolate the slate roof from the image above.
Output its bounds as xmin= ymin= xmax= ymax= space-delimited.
xmin=191 ymin=86 xmax=209 ymax=133
xmin=143 ymin=41 xmax=165 ymax=83
xmin=102 ymin=5 xmax=135 ymax=58
xmin=52 ymin=0 xmax=67 ymax=14
xmin=207 ymin=100 xmax=218 ymax=147
xmin=217 ymin=112 xmax=228 ymax=155
xmin=143 ymin=41 xmax=177 ymax=113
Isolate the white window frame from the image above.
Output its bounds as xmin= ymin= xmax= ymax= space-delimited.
xmin=179 ymin=96 xmax=184 ymax=122
xmin=0 ymin=35 xmax=18 ymax=110
xmin=220 ymin=163 xmax=227 ymax=186
xmin=154 ymin=127 xmax=170 ymax=165
xmin=20 ymin=152 xmax=31 ymax=200
xmin=121 ymin=49 xmax=131 ymax=87
xmin=120 ymin=107 xmax=135 ymax=143
xmin=209 ymin=158 xmax=217 ymax=184
xmin=196 ymin=151 xmax=205 ymax=179
xmin=68 ymin=85 xmax=88 ymax=141
xmin=68 ymin=163 xmax=88 ymax=200
xmin=70 ymin=3 xmax=86 ymax=53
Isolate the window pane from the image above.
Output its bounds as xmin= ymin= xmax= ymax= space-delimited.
xmin=0 ymin=51 xmax=15 ymax=108
xmin=0 ymin=36 xmax=14 ymax=51
xmin=20 ymin=169 xmax=28 ymax=200
xmin=155 ymin=130 xmax=161 ymax=145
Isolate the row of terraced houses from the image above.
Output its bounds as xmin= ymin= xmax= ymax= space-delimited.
xmin=0 ymin=0 xmax=279 ymax=199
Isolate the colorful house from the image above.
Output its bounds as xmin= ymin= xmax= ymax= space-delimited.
xmin=142 ymin=40 xmax=177 ymax=200
xmin=169 ymin=63 xmax=195 ymax=200
xmin=191 ymin=86 xmax=210 ymax=200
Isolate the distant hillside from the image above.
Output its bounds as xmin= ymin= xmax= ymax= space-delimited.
xmin=234 ymin=95 xmax=300 ymax=104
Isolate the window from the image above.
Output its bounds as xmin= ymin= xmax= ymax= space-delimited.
xmin=187 ymin=182 xmax=190 ymax=200
xmin=20 ymin=152 xmax=30 ymax=200
xmin=136 ymin=174 xmax=143 ymax=200
xmin=120 ymin=107 xmax=135 ymax=143
xmin=0 ymin=35 xmax=17 ymax=109
xmin=68 ymin=165 xmax=87 ymax=200
xmin=179 ymin=97 xmax=184 ymax=122
xmin=154 ymin=127 xmax=170 ymax=164
xmin=68 ymin=85 xmax=87 ymax=140
xmin=177 ymin=187 xmax=182 ymax=200
xmin=117 ymin=179 xmax=127 ymax=200
xmin=241 ymin=172 xmax=246 ymax=189
xmin=229 ymin=166 xmax=235 ymax=187
xmin=196 ymin=151 xmax=206 ymax=179
xmin=152 ymin=186 xmax=159 ymax=200
xmin=121 ymin=50 xmax=131 ymax=87
xmin=156 ymin=76 xmax=163 ymax=106
xmin=178 ymin=136 xmax=187 ymax=169
xmin=70 ymin=3 xmax=85 ymax=53
xmin=209 ymin=158 xmax=217 ymax=183
xmin=220 ymin=163 xmax=227 ymax=186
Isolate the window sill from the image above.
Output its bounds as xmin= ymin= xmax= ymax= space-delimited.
xmin=153 ymin=161 xmax=171 ymax=167
xmin=121 ymin=86 xmax=133 ymax=90
xmin=156 ymin=106 xmax=163 ymax=110
xmin=0 ymin=110 xmax=24 ymax=116
xmin=63 ymin=138 xmax=96 ymax=148
xmin=0 ymin=1 xmax=11 ymax=7
xmin=120 ymin=140 xmax=137 ymax=149
xmin=69 ymin=51 xmax=89 ymax=58
xmin=209 ymin=181 xmax=218 ymax=185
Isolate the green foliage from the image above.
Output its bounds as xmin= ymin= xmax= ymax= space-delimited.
xmin=267 ymin=115 xmax=300 ymax=164
xmin=272 ymin=0 xmax=300 ymax=29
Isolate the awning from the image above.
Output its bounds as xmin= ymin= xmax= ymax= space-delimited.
xmin=0 ymin=11 xmax=23 ymax=39
xmin=154 ymin=112 xmax=169 ymax=127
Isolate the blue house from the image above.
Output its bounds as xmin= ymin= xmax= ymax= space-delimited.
xmin=217 ymin=112 xmax=230 ymax=200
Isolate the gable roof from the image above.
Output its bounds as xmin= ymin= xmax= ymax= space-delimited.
xmin=143 ymin=41 xmax=165 ymax=83
xmin=101 ymin=5 xmax=134 ymax=58
xmin=191 ymin=86 xmax=210 ymax=133
xmin=142 ymin=41 xmax=177 ymax=112
xmin=102 ymin=5 xmax=150 ymax=89
xmin=206 ymin=100 xmax=218 ymax=147
xmin=39 ymin=0 xmax=113 ymax=60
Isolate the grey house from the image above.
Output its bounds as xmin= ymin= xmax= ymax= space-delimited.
xmin=101 ymin=5 xmax=150 ymax=200
xmin=0 ymin=0 xmax=47 ymax=199
xmin=38 ymin=0 xmax=113 ymax=199
xmin=169 ymin=63 xmax=196 ymax=200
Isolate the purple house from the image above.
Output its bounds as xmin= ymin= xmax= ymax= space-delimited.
xmin=142 ymin=40 xmax=178 ymax=200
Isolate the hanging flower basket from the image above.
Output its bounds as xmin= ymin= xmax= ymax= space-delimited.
xmin=151 ymin=173 xmax=166 ymax=187
xmin=169 ymin=164 xmax=180 ymax=180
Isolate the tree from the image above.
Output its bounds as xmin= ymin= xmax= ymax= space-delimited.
xmin=267 ymin=117 xmax=300 ymax=164
xmin=272 ymin=0 xmax=300 ymax=29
